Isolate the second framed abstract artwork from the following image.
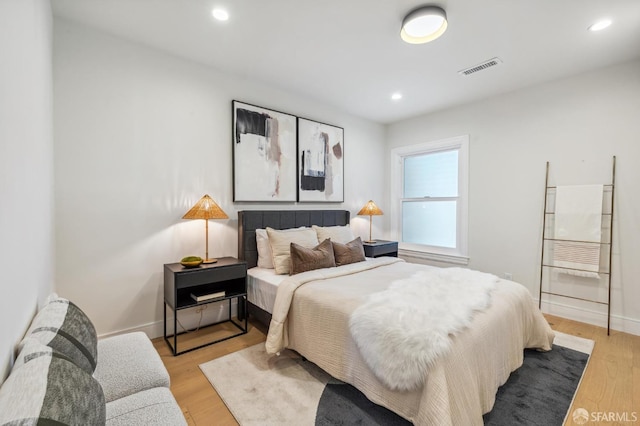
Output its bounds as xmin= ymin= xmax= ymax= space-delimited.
xmin=232 ymin=101 xmax=297 ymax=202
xmin=297 ymin=118 xmax=344 ymax=202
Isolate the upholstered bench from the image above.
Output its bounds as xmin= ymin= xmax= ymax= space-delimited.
xmin=0 ymin=296 xmax=186 ymax=425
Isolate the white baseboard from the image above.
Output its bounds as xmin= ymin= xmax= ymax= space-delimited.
xmin=98 ymin=299 xmax=240 ymax=340
xmin=539 ymin=299 xmax=640 ymax=336
xmin=97 ymin=320 xmax=165 ymax=340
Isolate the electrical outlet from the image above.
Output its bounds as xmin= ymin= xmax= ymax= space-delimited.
xmin=504 ymin=272 xmax=513 ymax=280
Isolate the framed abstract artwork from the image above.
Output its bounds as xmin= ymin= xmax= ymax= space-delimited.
xmin=297 ymin=117 xmax=344 ymax=202
xmin=232 ymin=101 xmax=297 ymax=202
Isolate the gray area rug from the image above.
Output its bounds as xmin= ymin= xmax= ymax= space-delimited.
xmin=200 ymin=332 xmax=592 ymax=425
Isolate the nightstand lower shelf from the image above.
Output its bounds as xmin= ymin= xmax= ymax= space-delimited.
xmin=163 ymin=296 xmax=247 ymax=356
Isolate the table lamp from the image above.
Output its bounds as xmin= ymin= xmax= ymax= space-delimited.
xmin=182 ymin=194 xmax=228 ymax=263
xmin=357 ymin=200 xmax=383 ymax=243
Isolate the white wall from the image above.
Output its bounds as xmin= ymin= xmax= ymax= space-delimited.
xmin=0 ymin=0 xmax=54 ymax=382
xmin=387 ymin=59 xmax=640 ymax=334
xmin=53 ymin=20 xmax=386 ymax=338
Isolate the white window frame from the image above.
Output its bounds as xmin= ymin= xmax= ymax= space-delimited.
xmin=389 ymin=135 xmax=469 ymax=265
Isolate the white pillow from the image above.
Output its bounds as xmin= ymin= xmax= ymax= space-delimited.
xmin=256 ymin=227 xmax=309 ymax=269
xmin=312 ymin=225 xmax=355 ymax=244
xmin=255 ymin=229 xmax=274 ymax=269
xmin=267 ymin=227 xmax=319 ymax=274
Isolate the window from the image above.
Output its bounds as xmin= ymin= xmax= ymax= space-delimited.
xmin=390 ymin=135 xmax=469 ymax=263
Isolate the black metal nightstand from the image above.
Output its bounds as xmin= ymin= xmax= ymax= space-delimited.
xmin=363 ymin=240 xmax=398 ymax=258
xmin=163 ymin=257 xmax=247 ymax=355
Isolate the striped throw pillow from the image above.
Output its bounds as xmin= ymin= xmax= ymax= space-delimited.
xmin=0 ymin=341 xmax=105 ymax=425
xmin=22 ymin=297 xmax=98 ymax=374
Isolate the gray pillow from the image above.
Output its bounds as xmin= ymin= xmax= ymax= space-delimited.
xmin=290 ymin=238 xmax=336 ymax=275
xmin=0 ymin=341 xmax=106 ymax=425
xmin=22 ymin=297 xmax=98 ymax=374
xmin=332 ymin=237 xmax=366 ymax=266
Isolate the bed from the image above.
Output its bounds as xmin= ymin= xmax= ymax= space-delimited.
xmin=238 ymin=209 xmax=351 ymax=324
xmin=238 ymin=209 xmax=554 ymax=425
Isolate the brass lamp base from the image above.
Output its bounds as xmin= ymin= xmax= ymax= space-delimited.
xmin=364 ymin=240 xmax=376 ymax=244
xmin=202 ymin=258 xmax=218 ymax=264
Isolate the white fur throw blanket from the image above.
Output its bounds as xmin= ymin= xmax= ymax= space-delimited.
xmin=349 ymin=267 xmax=498 ymax=391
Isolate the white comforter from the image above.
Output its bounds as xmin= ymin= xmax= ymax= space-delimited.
xmin=266 ymin=258 xmax=555 ymax=425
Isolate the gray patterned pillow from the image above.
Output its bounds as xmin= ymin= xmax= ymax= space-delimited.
xmin=0 ymin=341 xmax=106 ymax=425
xmin=22 ymin=297 xmax=98 ymax=374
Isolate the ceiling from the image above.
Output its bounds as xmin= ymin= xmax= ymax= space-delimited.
xmin=51 ymin=0 xmax=640 ymax=124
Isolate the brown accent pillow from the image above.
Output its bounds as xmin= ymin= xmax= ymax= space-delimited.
xmin=332 ymin=237 xmax=366 ymax=266
xmin=289 ymin=238 xmax=336 ymax=275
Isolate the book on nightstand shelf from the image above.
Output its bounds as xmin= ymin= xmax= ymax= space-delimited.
xmin=191 ymin=290 xmax=225 ymax=302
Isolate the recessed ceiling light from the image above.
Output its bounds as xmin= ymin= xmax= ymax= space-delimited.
xmin=588 ymin=19 xmax=612 ymax=32
xmin=391 ymin=93 xmax=403 ymax=101
xmin=212 ymin=8 xmax=229 ymax=21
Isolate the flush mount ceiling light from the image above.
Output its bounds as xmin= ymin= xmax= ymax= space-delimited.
xmin=212 ymin=8 xmax=229 ymax=21
xmin=401 ymin=5 xmax=448 ymax=44
xmin=391 ymin=92 xmax=403 ymax=100
xmin=588 ymin=19 xmax=612 ymax=32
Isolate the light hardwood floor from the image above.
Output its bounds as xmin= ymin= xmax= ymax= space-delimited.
xmin=152 ymin=315 xmax=639 ymax=425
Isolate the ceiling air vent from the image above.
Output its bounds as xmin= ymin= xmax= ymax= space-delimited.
xmin=458 ymin=57 xmax=502 ymax=76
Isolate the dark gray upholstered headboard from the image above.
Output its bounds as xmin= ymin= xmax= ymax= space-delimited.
xmin=238 ymin=210 xmax=351 ymax=269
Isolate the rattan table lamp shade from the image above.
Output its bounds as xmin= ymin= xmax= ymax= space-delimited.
xmin=182 ymin=194 xmax=228 ymax=263
xmin=357 ymin=200 xmax=383 ymax=243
